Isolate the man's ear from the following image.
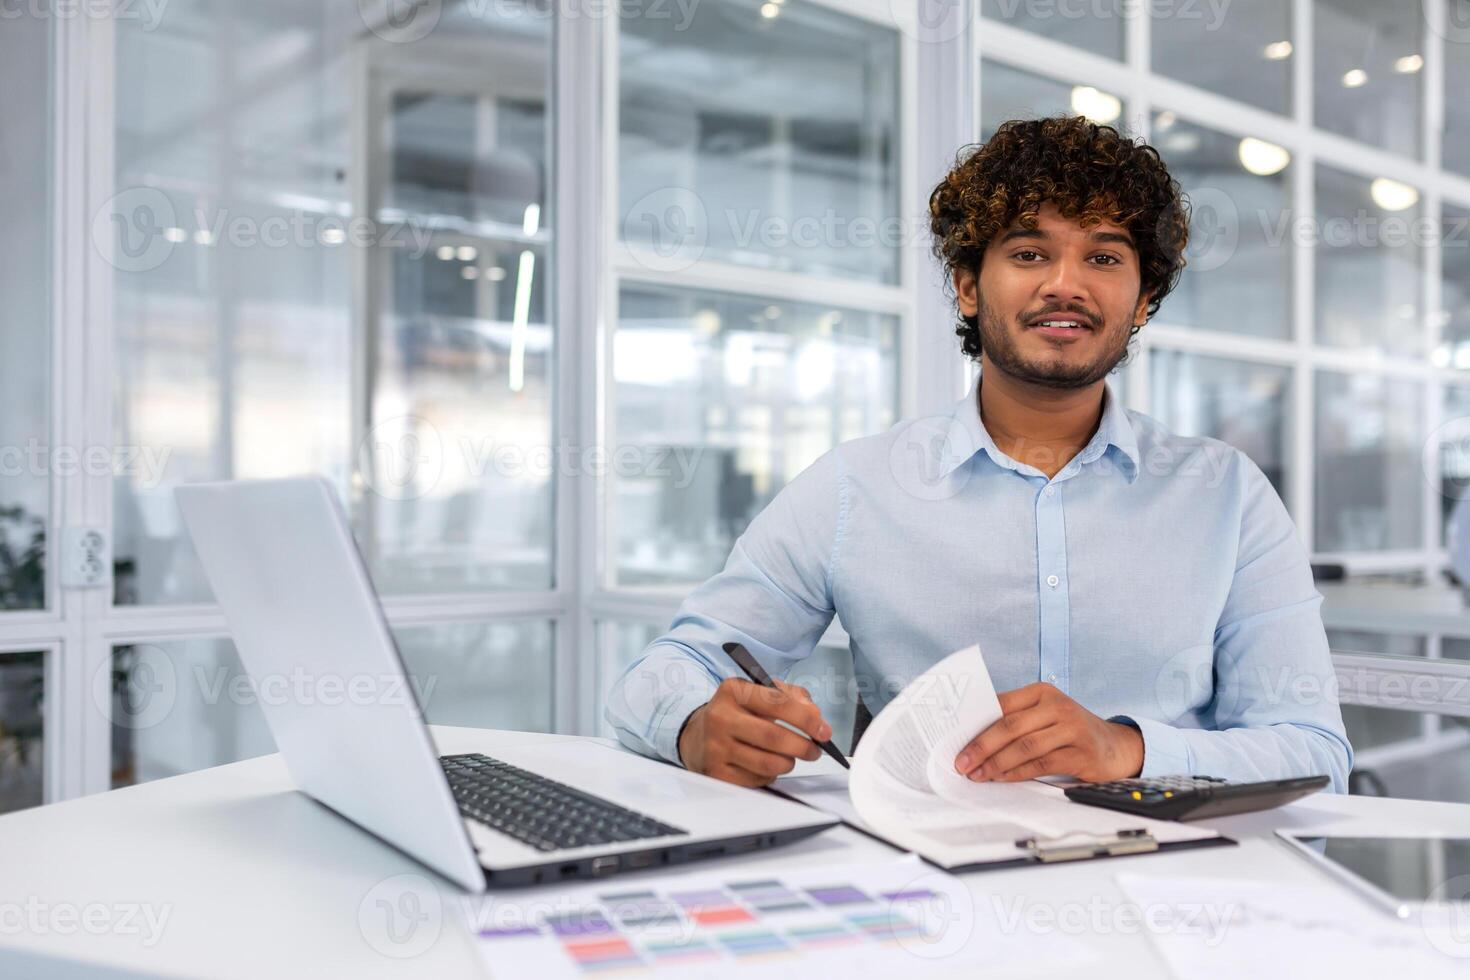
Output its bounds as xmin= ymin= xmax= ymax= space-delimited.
xmin=1132 ymin=290 xmax=1153 ymax=328
xmin=953 ymin=266 xmax=980 ymax=318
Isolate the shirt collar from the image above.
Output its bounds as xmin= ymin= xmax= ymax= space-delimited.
xmin=936 ymin=367 xmax=1140 ymax=483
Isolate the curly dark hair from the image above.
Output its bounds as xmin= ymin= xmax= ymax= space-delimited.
xmin=929 ymin=115 xmax=1190 ymax=360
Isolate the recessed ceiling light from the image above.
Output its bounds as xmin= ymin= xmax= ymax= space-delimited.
xmin=1394 ymin=54 xmax=1423 ymax=74
xmin=1341 ymin=68 xmax=1368 ymax=88
xmin=1238 ymin=137 xmax=1291 ymax=176
xmin=1263 ymin=41 xmax=1293 ymax=60
xmin=1370 ymin=177 xmax=1419 ymax=212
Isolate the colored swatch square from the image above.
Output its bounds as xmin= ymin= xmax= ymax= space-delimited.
xmin=716 ymin=928 xmax=790 ymax=957
xmin=478 ymin=924 xmax=542 ymax=939
xmin=690 ymin=905 xmax=754 ymax=926
xmin=847 ymin=911 xmax=921 ymax=941
xmin=805 ymin=885 xmax=871 ymax=906
xmin=787 ymin=923 xmax=861 ymax=948
xmin=563 ymin=936 xmax=641 ymax=971
xmin=728 ymin=880 xmax=811 ymax=912
xmin=669 ymin=888 xmax=731 ymax=909
xmin=546 ymin=911 xmax=614 ymax=938
xmin=643 ymin=937 xmax=720 ymax=963
xmin=881 ymin=888 xmax=937 ymax=901
xmin=598 ymin=889 xmax=680 ymax=928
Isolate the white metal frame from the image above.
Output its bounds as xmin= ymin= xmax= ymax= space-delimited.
xmin=9 ymin=0 xmax=1469 ymax=810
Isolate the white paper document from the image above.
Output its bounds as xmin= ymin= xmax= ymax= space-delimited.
xmin=846 ymin=645 xmax=1219 ymax=868
xmin=1115 ymin=873 xmax=1468 ymax=979
xmin=458 ymin=854 xmax=1094 ymax=978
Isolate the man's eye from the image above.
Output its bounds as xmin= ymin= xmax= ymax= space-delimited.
xmin=1091 ymin=254 xmax=1121 ymax=266
xmin=1015 ymin=250 xmax=1043 ymax=261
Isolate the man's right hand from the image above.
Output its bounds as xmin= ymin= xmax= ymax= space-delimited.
xmin=676 ymin=677 xmax=833 ymax=787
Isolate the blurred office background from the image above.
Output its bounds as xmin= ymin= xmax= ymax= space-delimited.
xmin=1 ymin=0 xmax=1468 ymax=812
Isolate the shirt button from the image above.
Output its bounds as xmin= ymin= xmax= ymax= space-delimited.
xmin=1047 ymin=673 xmax=1058 ymax=684
xmin=1044 ymin=485 xmax=1055 ymax=496
xmin=1046 ymin=574 xmax=1060 ymax=588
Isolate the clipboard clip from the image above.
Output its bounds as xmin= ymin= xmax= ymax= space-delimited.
xmin=1015 ymin=828 xmax=1158 ymax=863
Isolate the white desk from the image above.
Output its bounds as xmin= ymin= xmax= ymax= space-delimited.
xmin=3 ymin=726 xmax=1468 ymax=979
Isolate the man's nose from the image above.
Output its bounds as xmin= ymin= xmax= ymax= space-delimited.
xmin=1039 ymin=256 xmax=1090 ymax=306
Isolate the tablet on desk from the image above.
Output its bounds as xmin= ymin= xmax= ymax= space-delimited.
xmin=1278 ymin=833 xmax=1470 ymax=918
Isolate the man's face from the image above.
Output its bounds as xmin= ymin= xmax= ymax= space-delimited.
xmin=954 ymin=202 xmax=1152 ymax=390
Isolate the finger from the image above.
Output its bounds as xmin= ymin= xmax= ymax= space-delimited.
xmin=728 ymin=713 xmax=822 ymax=762
xmin=725 ymin=740 xmax=798 ymax=780
xmin=991 ymin=747 xmax=1084 ymax=783
xmin=970 ymin=724 xmax=1070 ymax=781
xmin=996 ymin=683 xmax=1049 ymax=715
xmin=739 ymin=685 xmax=832 ymax=742
xmin=954 ymin=704 xmax=1058 ymax=774
xmin=774 ymin=679 xmax=814 ymax=703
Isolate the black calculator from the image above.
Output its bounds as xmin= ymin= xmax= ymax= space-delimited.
xmin=1063 ymin=774 xmax=1331 ymax=821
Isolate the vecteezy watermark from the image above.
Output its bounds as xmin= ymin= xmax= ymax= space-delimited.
xmin=890 ymin=0 xmax=1232 ymax=44
xmin=991 ymin=893 xmax=1236 ymax=945
xmin=359 ymin=874 xmax=443 ymax=959
xmin=356 ymin=415 xmax=705 ymax=502
xmin=0 ymin=439 xmax=171 ymax=489
xmin=0 ymin=0 xmax=169 ymax=30
xmin=91 ymin=187 xmax=436 ymax=273
xmin=94 ymin=643 xmax=442 ymax=732
xmin=93 ymin=644 xmax=179 ymax=733
xmin=886 ymin=868 xmax=976 ymax=959
xmin=1420 ymin=873 xmax=1470 ymax=960
xmin=623 ymin=194 xmax=927 ymax=273
xmin=358 ymin=0 xmax=701 ymax=44
xmin=0 ymin=898 xmax=173 ymax=947
xmin=1427 ymin=0 xmax=1470 ymax=45
xmin=1426 ymin=415 xmax=1470 ymax=502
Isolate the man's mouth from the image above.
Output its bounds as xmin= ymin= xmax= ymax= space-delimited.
xmin=1026 ymin=314 xmax=1094 ymax=337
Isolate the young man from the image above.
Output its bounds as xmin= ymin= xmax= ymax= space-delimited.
xmin=605 ymin=116 xmax=1352 ymax=793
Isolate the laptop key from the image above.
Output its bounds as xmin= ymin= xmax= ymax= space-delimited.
xmin=442 ymin=752 xmax=688 ymax=852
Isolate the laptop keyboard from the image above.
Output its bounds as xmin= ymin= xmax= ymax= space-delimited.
xmin=441 ymin=753 xmax=688 ymax=852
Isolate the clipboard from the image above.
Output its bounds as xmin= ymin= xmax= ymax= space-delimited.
xmin=768 ymin=779 xmax=1237 ymax=873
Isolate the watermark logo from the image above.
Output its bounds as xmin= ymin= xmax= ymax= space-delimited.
xmin=887 ymin=868 xmax=976 ymax=959
xmin=93 ymin=187 xmax=177 ymax=273
xmin=357 ymin=415 xmax=447 ymax=502
xmin=358 ymin=874 xmax=443 ymax=958
xmin=1427 ymin=0 xmax=1470 ymax=45
xmin=1181 ymin=186 xmax=1239 ymax=273
xmin=0 ymin=0 xmax=170 ymax=30
xmin=1421 ymin=873 xmax=1470 ymax=960
xmin=1152 ymin=645 xmax=1225 ymax=720
xmin=0 ymin=898 xmax=173 ymax=947
xmin=623 ymin=187 xmax=709 ymax=272
xmin=1425 ymin=415 xmax=1470 ymax=502
xmin=887 ymin=414 xmax=976 ymax=502
xmin=93 ymin=644 xmax=178 ymax=732
xmin=359 ymin=0 xmax=442 ymax=43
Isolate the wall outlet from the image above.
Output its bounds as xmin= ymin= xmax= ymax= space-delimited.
xmin=61 ymin=527 xmax=110 ymax=589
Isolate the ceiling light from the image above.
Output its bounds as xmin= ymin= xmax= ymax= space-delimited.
xmin=1070 ymin=86 xmax=1121 ymax=124
xmin=1263 ymin=41 xmax=1293 ymax=60
xmin=1394 ymin=54 xmax=1423 ymax=73
xmin=1237 ymin=137 xmax=1291 ymax=176
xmin=1341 ymin=68 xmax=1368 ymax=88
xmin=1370 ymin=177 xmax=1419 ymax=211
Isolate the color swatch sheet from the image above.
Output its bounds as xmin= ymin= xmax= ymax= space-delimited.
xmin=461 ymin=855 xmax=1057 ymax=978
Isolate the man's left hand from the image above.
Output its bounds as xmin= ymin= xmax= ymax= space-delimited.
xmin=953 ymin=683 xmax=1144 ymax=783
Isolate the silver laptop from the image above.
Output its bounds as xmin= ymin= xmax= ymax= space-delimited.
xmin=175 ymin=477 xmax=836 ymax=892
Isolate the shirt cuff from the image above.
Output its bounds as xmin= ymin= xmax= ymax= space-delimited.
xmin=1108 ymin=714 xmax=1192 ymax=778
xmin=651 ymin=685 xmax=719 ymax=767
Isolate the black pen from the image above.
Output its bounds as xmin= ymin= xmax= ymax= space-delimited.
xmin=722 ymin=642 xmax=850 ymax=770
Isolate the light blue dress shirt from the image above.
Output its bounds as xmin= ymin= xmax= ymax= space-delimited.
xmin=605 ymin=372 xmax=1353 ymax=792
